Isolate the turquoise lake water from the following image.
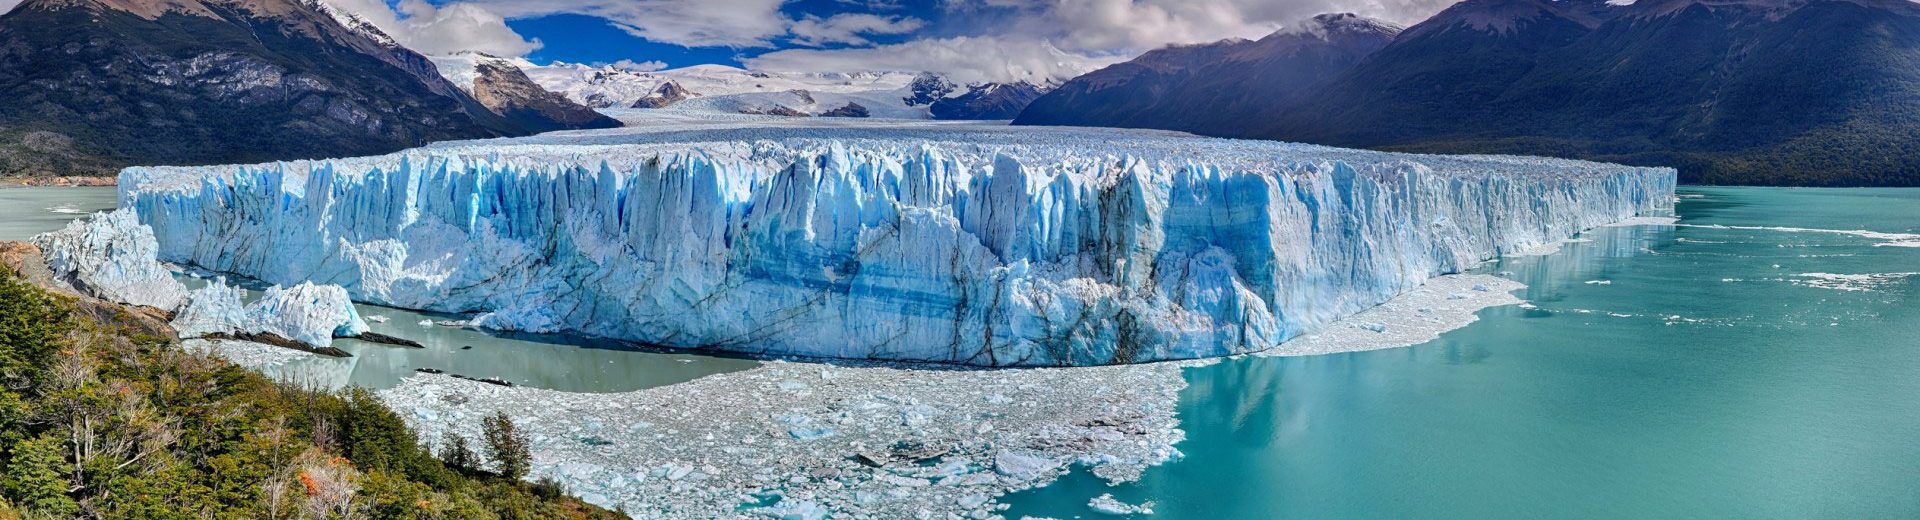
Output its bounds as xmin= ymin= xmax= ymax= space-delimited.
xmin=1006 ymin=187 xmax=1920 ymax=518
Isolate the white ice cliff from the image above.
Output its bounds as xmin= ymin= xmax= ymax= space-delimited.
xmin=171 ymin=280 xmax=369 ymax=349
xmin=32 ymin=209 xmax=189 ymax=310
xmin=119 ymin=123 xmax=1675 ymax=366
xmin=29 ymin=209 xmax=366 ymax=350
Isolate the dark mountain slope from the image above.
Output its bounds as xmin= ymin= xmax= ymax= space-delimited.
xmin=0 ymin=0 xmax=527 ymax=177
xmin=1025 ymin=0 xmax=1920 ymax=186
xmin=1289 ymin=0 xmax=1920 ymax=185
xmin=1014 ymin=14 xmax=1399 ymax=133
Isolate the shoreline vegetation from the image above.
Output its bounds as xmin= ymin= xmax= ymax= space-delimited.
xmin=0 ymin=252 xmax=627 ymax=518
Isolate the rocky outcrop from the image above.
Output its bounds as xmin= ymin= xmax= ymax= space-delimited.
xmin=820 ymin=102 xmax=870 ymax=118
xmin=629 ymin=81 xmax=692 ymax=109
xmin=434 ymin=54 xmax=622 ymax=133
xmin=740 ymin=105 xmax=808 ymax=117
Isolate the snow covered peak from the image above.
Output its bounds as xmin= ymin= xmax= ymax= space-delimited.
xmin=302 ymin=0 xmax=398 ymax=48
xmin=428 ymin=51 xmax=535 ymax=92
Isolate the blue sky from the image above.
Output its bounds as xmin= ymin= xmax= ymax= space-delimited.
xmin=508 ymin=0 xmax=952 ymax=68
xmin=311 ymin=0 xmax=1462 ymax=83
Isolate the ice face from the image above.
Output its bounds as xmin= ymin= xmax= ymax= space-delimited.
xmin=119 ymin=121 xmax=1675 ymax=366
xmin=26 ymin=209 xmax=364 ymax=350
xmin=171 ymin=280 xmax=368 ymax=349
xmin=32 ymin=209 xmax=188 ymax=311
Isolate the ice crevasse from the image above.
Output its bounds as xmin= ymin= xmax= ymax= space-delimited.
xmin=121 ymin=133 xmax=1675 ymax=366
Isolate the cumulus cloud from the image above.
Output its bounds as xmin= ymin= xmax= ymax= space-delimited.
xmin=746 ymin=36 xmax=1127 ymax=86
xmin=606 ymin=59 xmax=669 ymax=72
xmin=322 ymin=0 xmax=541 ymax=57
xmin=763 ymin=0 xmax=1461 ymax=83
xmin=788 ymin=13 xmax=925 ymax=47
xmin=945 ymin=0 xmax=1459 ymax=55
xmin=461 ymin=0 xmax=792 ymax=48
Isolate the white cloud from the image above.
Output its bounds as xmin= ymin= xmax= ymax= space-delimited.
xmin=753 ymin=0 xmax=1462 ymax=83
xmin=322 ymin=0 xmax=541 ymax=57
xmin=788 ymin=13 xmax=925 ymax=47
xmin=607 ymin=59 xmax=669 ymax=72
xmin=462 ymin=0 xmax=791 ymax=48
xmin=745 ymin=36 xmax=1127 ymax=86
xmin=0 ymin=0 xmax=21 ymax=16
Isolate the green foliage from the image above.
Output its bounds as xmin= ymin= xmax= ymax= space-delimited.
xmin=481 ymin=412 xmax=532 ymax=481
xmin=0 ymin=273 xmax=71 ymax=386
xmin=440 ymin=430 xmax=476 ymax=472
xmin=0 ymin=271 xmax=625 ymax=519
xmin=3 ymin=434 xmax=77 ymax=517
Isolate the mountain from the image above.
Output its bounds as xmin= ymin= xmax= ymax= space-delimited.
xmin=524 ymin=63 xmax=1049 ymax=120
xmin=1021 ymin=0 xmax=1920 ymax=186
xmin=429 ymin=53 xmax=620 ymax=133
xmin=1015 ymin=14 xmax=1400 ymax=132
xmin=0 ymin=0 xmax=535 ymax=178
xmin=929 ymin=82 xmax=1046 ymax=120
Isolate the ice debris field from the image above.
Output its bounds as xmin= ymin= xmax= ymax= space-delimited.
xmin=119 ymin=117 xmax=1676 ymax=366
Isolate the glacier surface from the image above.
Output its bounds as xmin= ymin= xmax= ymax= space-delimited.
xmin=120 ymin=119 xmax=1675 ymax=366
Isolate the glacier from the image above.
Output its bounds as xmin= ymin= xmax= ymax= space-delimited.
xmin=33 ymin=209 xmax=188 ymax=310
xmin=28 ymin=209 xmax=367 ymax=350
xmin=171 ymin=280 xmax=369 ymax=350
xmin=119 ymin=121 xmax=1675 ymax=366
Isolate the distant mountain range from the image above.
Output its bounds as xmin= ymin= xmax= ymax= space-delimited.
xmin=0 ymin=0 xmax=612 ymax=178
xmin=522 ymin=63 xmax=1051 ymax=120
xmin=1017 ymin=0 xmax=1920 ymax=186
xmin=1018 ymin=14 xmax=1399 ymax=133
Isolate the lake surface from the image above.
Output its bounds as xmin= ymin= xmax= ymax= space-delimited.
xmin=1006 ymin=187 xmax=1920 ymax=518
xmin=3 ymin=187 xmax=758 ymax=393
xmin=0 ymin=186 xmax=117 ymax=238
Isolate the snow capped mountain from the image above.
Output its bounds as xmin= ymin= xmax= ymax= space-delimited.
xmin=300 ymin=0 xmax=397 ymax=48
xmin=427 ymin=52 xmax=621 ymax=133
xmin=522 ymin=62 xmax=1048 ymax=120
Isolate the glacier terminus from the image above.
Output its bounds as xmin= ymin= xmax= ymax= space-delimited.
xmin=119 ymin=116 xmax=1675 ymax=366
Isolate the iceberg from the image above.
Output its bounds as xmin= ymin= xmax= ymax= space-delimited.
xmin=120 ymin=122 xmax=1674 ymax=366
xmin=171 ymin=280 xmax=368 ymax=349
xmin=32 ymin=209 xmax=188 ymax=310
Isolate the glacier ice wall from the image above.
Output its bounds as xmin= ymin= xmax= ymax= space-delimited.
xmin=25 ymin=209 xmax=365 ymax=350
xmin=172 ymin=280 xmax=368 ymax=349
xmin=32 ymin=209 xmax=188 ymax=311
xmin=121 ymin=132 xmax=1674 ymax=366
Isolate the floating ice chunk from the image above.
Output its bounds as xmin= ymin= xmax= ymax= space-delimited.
xmin=993 ymin=451 xmax=1059 ymax=481
xmin=751 ymin=499 xmax=827 ymax=520
xmin=32 ymin=209 xmax=187 ymax=310
xmin=171 ymin=280 xmax=367 ymax=348
xmin=1088 ymin=493 xmax=1154 ymax=515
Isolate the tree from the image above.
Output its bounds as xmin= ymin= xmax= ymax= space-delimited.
xmin=480 ymin=413 xmax=530 ymax=481
xmin=440 ymin=430 xmax=476 ymax=472
xmin=0 ymin=273 xmax=71 ymax=387
xmin=2 ymin=434 xmax=77 ymax=517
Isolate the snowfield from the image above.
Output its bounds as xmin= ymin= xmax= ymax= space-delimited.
xmin=119 ymin=116 xmax=1675 ymax=366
